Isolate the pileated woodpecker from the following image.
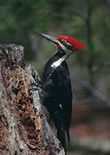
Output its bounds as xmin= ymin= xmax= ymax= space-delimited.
xmin=39 ymin=33 xmax=85 ymax=153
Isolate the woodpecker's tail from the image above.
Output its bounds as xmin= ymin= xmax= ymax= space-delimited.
xmin=57 ymin=125 xmax=66 ymax=153
xmin=66 ymin=129 xmax=70 ymax=146
xmin=52 ymin=111 xmax=67 ymax=154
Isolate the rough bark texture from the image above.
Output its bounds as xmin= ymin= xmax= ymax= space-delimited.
xmin=0 ymin=44 xmax=65 ymax=155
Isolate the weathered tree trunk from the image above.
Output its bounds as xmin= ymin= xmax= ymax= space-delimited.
xmin=0 ymin=44 xmax=65 ymax=155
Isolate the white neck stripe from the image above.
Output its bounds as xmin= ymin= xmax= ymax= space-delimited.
xmin=51 ymin=54 xmax=67 ymax=69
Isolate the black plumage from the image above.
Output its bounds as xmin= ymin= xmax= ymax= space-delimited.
xmin=42 ymin=50 xmax=72 ymax=152
xmin=39 ymin=33 xmax=85 ymax=154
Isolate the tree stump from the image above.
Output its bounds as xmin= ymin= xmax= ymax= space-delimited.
xmin=0 ymin=44 xmax=65 ymax=155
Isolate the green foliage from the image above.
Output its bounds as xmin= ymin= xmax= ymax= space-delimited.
xmin=0 ymin=0 xmax=110 ymax=79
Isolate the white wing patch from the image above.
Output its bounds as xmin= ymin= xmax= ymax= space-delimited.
xmin=59 ymin=104 xmax=63 ymax=109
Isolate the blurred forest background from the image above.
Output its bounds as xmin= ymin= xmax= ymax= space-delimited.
xmin=1 ymin=0 xmax=110 ymax=154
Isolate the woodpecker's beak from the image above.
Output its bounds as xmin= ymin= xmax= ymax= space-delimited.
xmin=38 ymin=33 xmax=58 ymax=45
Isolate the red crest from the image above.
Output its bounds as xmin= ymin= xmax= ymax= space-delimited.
xmin=56 ymin=36 xmax=86 ymax=50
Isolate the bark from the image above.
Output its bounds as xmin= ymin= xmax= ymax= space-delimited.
xmin=0 ymin=44 xmax=65 ymax=155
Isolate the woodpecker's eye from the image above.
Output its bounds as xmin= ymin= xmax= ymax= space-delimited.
xmin=66 ymin=42 xmax=73 ymax=50
xmin=60 ymin=40 xmax=73 ymax=50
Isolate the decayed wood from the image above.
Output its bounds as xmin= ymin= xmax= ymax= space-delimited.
xmin=0 ymin=44 xmax=65 ymax=155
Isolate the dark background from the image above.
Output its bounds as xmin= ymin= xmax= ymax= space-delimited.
xmin=1 ymin=0 xmax=110 ymax=154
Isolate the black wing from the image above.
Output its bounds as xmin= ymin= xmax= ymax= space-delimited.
xmin=42 ymin=58 xmax=72 ymax=143
xmin=53 ymin=62 xmax=72 ymax=143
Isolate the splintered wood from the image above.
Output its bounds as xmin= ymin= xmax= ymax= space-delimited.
xmin=0 ymin=114 xmax=9 ymax=154
xmin=2 ymin=66 xmax=42 ymax=153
